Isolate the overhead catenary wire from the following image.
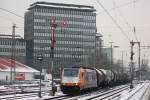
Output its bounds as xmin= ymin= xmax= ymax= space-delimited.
xmin=112 ymin=0 xmax=138 ymax=42
xmin=0 ymin=7 xmax=24 ymax=36
xmin=97 ymin=0 xmax=139 ymax=43
xmin=0 ymin=7 xmax=24 ymax=19
xmin=0 ymin=14 xmax=24 ymax=25
xmin=97 ymin=0 xmax=140 ymax=15
xmin=95 ymin=0 xmax=131 ymax=42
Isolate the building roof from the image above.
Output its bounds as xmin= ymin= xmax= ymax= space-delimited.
xmin=0 ymin=57 xmax=39 ymax=73
xmin=29 ymin=2 xmax=96 ymax=12
xmin=0 ymin=34 xmax=23 ymax=39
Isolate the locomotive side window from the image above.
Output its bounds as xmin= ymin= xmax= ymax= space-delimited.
xmin=64 ymin=68 xmax=79 ymax=77
xmin=81 ymin=72 xmax=84 ymax=78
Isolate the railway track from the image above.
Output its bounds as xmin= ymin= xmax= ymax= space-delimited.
xmin=121 ymin=82 xmax=150 ymax=100
xmin=44 ymin=84 xmax=129 ymax=100
xmin=0 ymin=93 xmax=38 ymax=100
xmin=79 ymin=85 xmax=129 ymax=100
xmin=0 ymin=91 xmax=49 ymax=100
xmin=1 ymin=84 xmax=140 ymax=100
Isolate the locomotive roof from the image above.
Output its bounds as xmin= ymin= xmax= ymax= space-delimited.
xmin=65 ymin=66 xmax=95 ymax=70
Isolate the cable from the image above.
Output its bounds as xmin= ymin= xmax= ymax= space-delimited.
xmin=97 ymin=0 xmax=140 ymax=15
xmin=0 ymin=15 xmax=24 ymax=24
xmin=95 ymin=0 xmax=131 ymax=42
xmin=112 ymin=0 xmax=138 ymax=42
xmin=0 ymin=7 xmax=24 ymax=19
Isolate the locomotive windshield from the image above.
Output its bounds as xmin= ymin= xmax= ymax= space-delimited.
xmin=63 ymin=68 xmax=79 ymax=77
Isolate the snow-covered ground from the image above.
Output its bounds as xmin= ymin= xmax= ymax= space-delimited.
xmin=0 ymin=81 xmax=150 ymax=100
xmin=0 ymin=84 xmax=64 ymax=100
xmin=119 ymin=81 xmax=150 ymax=100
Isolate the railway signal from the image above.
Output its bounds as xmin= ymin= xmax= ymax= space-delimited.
xmin=130 ymin=41 xmax=140 ymax=88
xmin=37 ymin=54 xmax=43 ymax=98
xmin=50 ymin=17 xmax=57 ymax=96
xmin=130 ymin=41 xmax=134 ymax=89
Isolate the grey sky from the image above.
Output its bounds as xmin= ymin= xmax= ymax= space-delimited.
xmin=0 ymin=0 xmax=150 ymax=66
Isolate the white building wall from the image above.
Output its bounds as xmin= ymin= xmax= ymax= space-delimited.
xmin=0 ymin=72 xmax=10 ymax=81
xmin=25 ymin=72 xmax=37 ymax=80
xmin=0 ymin=71 xmax=39 ymax=81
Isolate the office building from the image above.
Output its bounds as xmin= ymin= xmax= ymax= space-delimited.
xmin=0 ymin=35 xmax=26 ymax=64
xmin=24 ymin=2 xmax=97 ymax=76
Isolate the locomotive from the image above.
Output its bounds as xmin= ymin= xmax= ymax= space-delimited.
xmin=60 ymin=66 xmax=130 ymax=94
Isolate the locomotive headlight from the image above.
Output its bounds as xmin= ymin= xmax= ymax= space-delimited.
xmin=75 ymin=83 xmax=80 ymax=86
xmin=72 ymin=83 xmax=78 ymax=85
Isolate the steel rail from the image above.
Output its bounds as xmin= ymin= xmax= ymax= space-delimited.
xmin=85 ymin=85 xmax=129 ymax=100
xmin=140 ymin=83 xmax=150 ymax=100
xmin=45 ymin=85 xmax=129 ymax=100
xmin=126 ymin=84 xmax=145 ymax=100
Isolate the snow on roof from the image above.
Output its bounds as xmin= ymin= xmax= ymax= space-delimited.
xmin=94 ymin=68 xmax=103 ymax=75
xmin=0 ymin=57 xmax=39 ymax=73
xmin=99 ymin=69 xmax=107 ymax=74
xmin=29 ymin=2 xmax=96 ymax=11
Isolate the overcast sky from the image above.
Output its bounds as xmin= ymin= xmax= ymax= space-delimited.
xmin=0 ymin=0 xmax=150 ymax=67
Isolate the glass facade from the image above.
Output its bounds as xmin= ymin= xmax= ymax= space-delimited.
xmin=24 ymin=2 xmax=96 ymax=77
xmin=0 ymin=37 xmax=26 ymax=64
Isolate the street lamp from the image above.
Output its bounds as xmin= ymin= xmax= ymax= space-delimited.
xmin=37 ymin=54 xmax=43 ymax=98
xmin=108 ymin=42 xmax=119 ymax=68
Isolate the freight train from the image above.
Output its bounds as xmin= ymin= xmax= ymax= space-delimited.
xmin=60 ymin=66 xmax=130 ymax=94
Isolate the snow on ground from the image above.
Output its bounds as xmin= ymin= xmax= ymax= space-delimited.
xmin=1 ymin=81 xmax=150 ymax=100
xmin=40 ymin=91 xmax=65 ymax=100
xmin=0 ymin=85 xmax=65 ymax=100
xmin=120 ymin=81 xmax=150 ymax=100
xmin=0 ymin=86 xmax=7 ymax=89
xmin=23 ymin=91 xmax=65 ymax=100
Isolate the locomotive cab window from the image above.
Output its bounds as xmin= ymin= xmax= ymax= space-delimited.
xmin=63 ymin=68 xmax=79 ymax=77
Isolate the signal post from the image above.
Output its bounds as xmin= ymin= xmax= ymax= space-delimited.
xmin=50 ymin=18 xmax=57 ymax=96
